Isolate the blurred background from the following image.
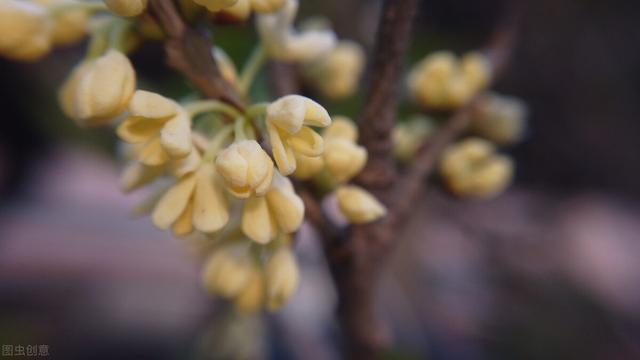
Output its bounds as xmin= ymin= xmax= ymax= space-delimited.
xmin=2 ymin=0 xmax=640 ymax=359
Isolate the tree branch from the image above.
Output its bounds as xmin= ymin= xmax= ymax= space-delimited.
xmin=148 ymin=0 xmax=244 ymax=109
xmin=356 ymin=0 xmax=419 ymax=201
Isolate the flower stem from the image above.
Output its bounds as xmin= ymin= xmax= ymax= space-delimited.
xmin=204 ymin=125 xmax=234 ymax=161
xmin=185 ymin=100 xmax=244 ymax=120
xmin=239 ymin=45 xmax=267 ymax=97
xmin=49 ymin=0 xmax=107 ymax=17
xmin=234 ymin=117 xmax=248 ymax=141
xmin=108 ymin=18 xmax=133 ymax=53
xmin=245 ymin=102 xmax=269 ymax=120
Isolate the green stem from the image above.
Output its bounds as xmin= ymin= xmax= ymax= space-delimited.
xmin=186 ymin=100 xmax=244 ymax=120
xmin=245 ymin=102 xmax=269 ymax=120
xmin=108 ymin=18 xmax=133 ymax=52
xmin=204 ymin=125 xmax=234 ymax=161
xmin=85 ymin=23 xmax=111 ymax=60
xmin=234 ymin=117 xmax=248 ymax=141
xmin=49 ymin=0 xmax=107 ymax=17
xmin=239 ymin=45 xmax=267 ymax=96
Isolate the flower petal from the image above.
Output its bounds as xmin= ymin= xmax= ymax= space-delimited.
xmin=287 ymin=126 xmax=324 ymax=157
xmin=268 ymin=121 xmax=296 ymax=175
xmin=172 ymin=201 xmax=194 ymax=236
xmin=117 ymin=116 xmax=164 ymax=144
xmin=151 ymin=174 xmax=197 ymax=229
xmin=128 ymin=90 xmax=177 ymax=119
xmin=138 ymin=137 xmax=170 ymax=166
xmin=242 ymin=196 xmax=276 ymax=244
xmin=192 ymin=163 xmax=229 ymax=233
xmin=266 ymin=172 xmax=304 ymax=233
xmin=160 ymin=110 xmax=192 ymax=158
xmin=266 ymin=95 xmax=306 ymax=134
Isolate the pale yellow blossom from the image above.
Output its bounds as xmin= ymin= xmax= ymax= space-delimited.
xmin=152 ymin=159 xmax=230 ymax=235
xmin=439 ymin=137 xmax=514 ymax=198
xmin=303 ymin=40 xmax=365 ymax=99
xmin=35 ymin=0 xmax=87 ymax=46
xmin=117 ymin=90 xmax=193 ymax=166
xmin=336 ymin=185 xmax=387 ymax=224
xmin=408 ymin=51 xmax=492 ymax=110
xmin=266 ymin=95 xmax=331 ymax=175
xmin=60 ymin=50 xmax=135 ymax=127
xmin=0 ymin=0 xmax=52 ymax=61
xmin=265 ymin=246 xmax=299 ymax=310
xmin=242 ymin=172 xmax=304 ymax=244
xmin=256 ymin=0 xmax=336 ymax=62
xmin=216 ymin=140 xmax=274 ymax=198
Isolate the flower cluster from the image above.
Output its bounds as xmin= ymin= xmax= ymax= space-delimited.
xmin=408 ymin=51 xmax=491 ymax=110
xmin=0 ymin=0 xmax=94 ymax=61
xmin=439 ymin=137 xmax=514 ymax=198
xmin=2 ymin=0 xmax=530 ymax=314
xmin=0 ymin=0 xmax=387 ymax=313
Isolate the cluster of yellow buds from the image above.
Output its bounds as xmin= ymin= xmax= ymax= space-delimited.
xmin=256 ymin=0 xmax=336 ymax=62
xmin=407 ymin=51 xmax=491 ymax=110
xmin=201 ymin=238 xmax=299 ymax=312
xmin=0 ymin=0 xmax=98 ymax=61
xmin=439 ymin=137 xmax=514 ymax=198
xmin=290 ymin=117 xmax=386 ymax=224
xmin=302 ymin=40 xmax=366 ymax=100
xmin=471 ymin=92 xmax=528 ymax=145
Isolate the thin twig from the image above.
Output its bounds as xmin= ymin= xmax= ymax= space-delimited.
xmin=148 ymin=0 xmax=244 ymax=109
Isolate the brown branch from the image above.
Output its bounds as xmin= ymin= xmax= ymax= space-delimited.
xmin=268 ymin=60 xmax=300 ymax=97
xmin=148 ymin=0 xmax=244 ymax=109
xmin=317 ymin=0 xmax=419 ymax=358
xmin=356 ymin=0 xmax=419 ymax=201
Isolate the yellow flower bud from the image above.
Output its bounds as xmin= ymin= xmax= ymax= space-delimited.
xmin=323 ymin=116 xmax=358 ymax=142
xmin=292 ymin=153 xmax=323 ymax=180
xmin=472 ymin=93 xmax=527 ymax=145
xmin=35 ymin=0 xmax=87 ymax=46
xmin=60 ymin=50 xmax=136 ymax=127
xmin=266 ymin=95 xmax=331 ymax=175
xmin=201 ymin=243 xmax=254 ymax=298
xmin=152 ymin=161 xmax=230 ymax=234
xmin=104 ymin=0 xmax=148 ymax=17
xmin=216 ymin=140 xmax=274 ymax=198
xmin=117 ymin=90 xmax=193 ymax=166
xmin=303 ymin=40 xmax=365 ymax=99
xmin=257 ymin=0 xmax=336 ymax=62
xmin=323 ymin=139 xmax=367 ymax=183
xmin=193 ymin=0 xmax=238 ymax=12
xmin=251 ymin=0 xmax=285 ymax=13
xmin=439 ymin=137 xmax=514 ymax=198
xmin=241 ymin=172 xmax=304 ymax=244
xmin=392 ymin=116 xmax=435 ymax=162
xmin=234 ymin=268 xmax=265 ymax=313
xmin=265 ymin=247 xmax=299 ymax=311
xmin=0 ymin=0 xmax=52 ymax=61
xmin=408 ymin=51 xmax=492 ymax=110
xmin=336 ymin=185 xmax=387 ymax=224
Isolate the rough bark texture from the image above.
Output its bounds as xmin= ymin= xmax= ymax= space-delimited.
xmin=148 ymin=0 xmax=244 ymax=109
